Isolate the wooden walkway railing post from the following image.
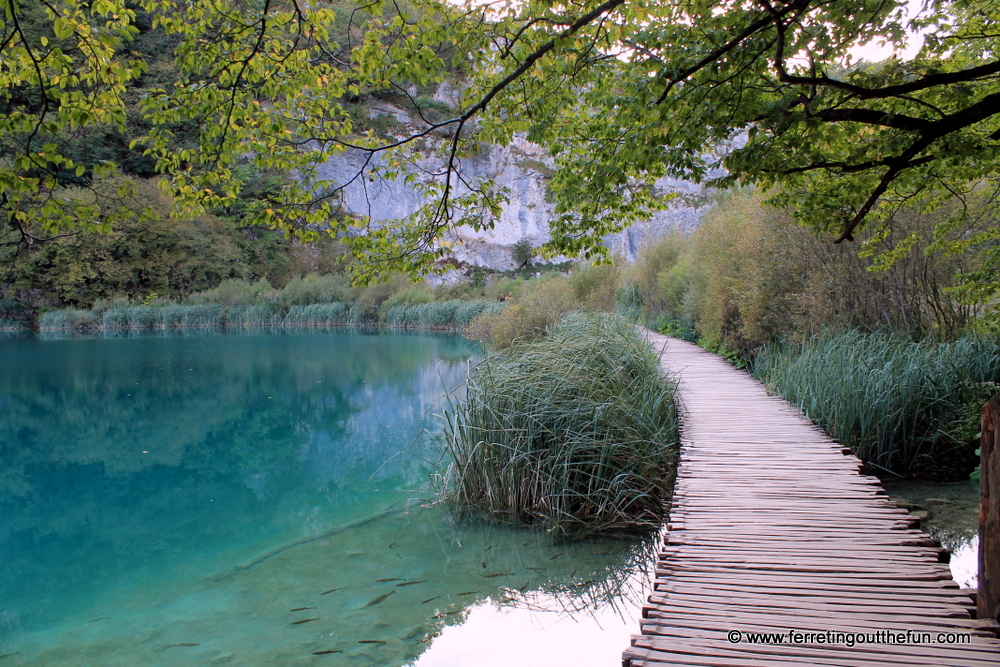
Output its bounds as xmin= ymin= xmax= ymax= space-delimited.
xmin=980 ymin=393 xmax=1000 ymax=623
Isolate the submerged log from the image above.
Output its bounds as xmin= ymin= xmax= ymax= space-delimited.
xmin=979 ymin=393 xmax=1000 ymax=622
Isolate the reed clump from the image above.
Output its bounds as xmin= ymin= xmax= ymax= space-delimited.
xmin=752 ymin=331 xmax=1000 ymax=473
xmin=443 ymin=313 xmax=678 ymax=538
xmin=38 ymin=309 xmax=100 ymax=330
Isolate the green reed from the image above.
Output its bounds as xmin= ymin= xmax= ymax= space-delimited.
xmin=443 ymin=313 xmax=679 ymax=539
xmin=284 ymin=303 xmax=353 ymax=327
xmin=38 ymin=299 xmax=494 ymax=331
xmin=38 ymin=309 xmax=101 ymax=330
xmin=384 ymin=300 xmax=504 ymax=329
xmin=752 ymin=331 xmax=1000 ymax=472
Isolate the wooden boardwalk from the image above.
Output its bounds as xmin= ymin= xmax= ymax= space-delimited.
xmin=623 ymin=332 xmax=1000 ymax=667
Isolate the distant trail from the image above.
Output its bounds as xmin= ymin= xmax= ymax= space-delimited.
xmin=624 ymin=331 xmax=1000 ymax=666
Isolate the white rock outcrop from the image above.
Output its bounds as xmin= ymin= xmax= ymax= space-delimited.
xmin=314 ymin=130 xmax=709 ymax=271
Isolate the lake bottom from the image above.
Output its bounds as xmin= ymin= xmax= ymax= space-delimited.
xmin=3 ymin=506 xmax=655 ymax=667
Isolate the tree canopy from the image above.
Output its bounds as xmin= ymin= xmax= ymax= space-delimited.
xmin=2 ymin=0 xmax=998 ymax=288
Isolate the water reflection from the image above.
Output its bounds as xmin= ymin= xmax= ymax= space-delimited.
xmin=0 ymin=330 xmax=656 ymax=667
xmin=0 ymin=331 xmax=476 ymax=636
xmin=411 ymin=533 xmax=656 ymax=667
xmin=883 ymin=478 xmax=980 ymax=589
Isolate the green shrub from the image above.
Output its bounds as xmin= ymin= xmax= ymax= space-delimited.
xmin=649 ymin=315 xmax=697 ymax=342
xmin=380 ymin=286 xmax=435 ymax=316
xmin=568 ymin=261 xmax=620 ymax=312
xmin=466 ymin=274 xmax=575 ymax=348
xmin=355 ymin=274 xmax=417 ymax=309
xmin=443 ymin=313 xmax=679 ymax=538
xmin=276 ymin=274 xmax=355 ymax=306
xmin=697 ymin=334 xmax=747 ymax=369
xmin=626 ymin=230 xmax=689 ymax=313
xmin=187 ymin=277 xmax=273 ymax=305
xmin=483 ymin=277 xmax=527 ymax=302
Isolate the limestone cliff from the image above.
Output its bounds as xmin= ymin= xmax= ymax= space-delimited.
xmin=315 ymin=99 xmax=710 ymax=271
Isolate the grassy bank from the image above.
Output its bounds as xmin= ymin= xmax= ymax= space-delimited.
xmin=38 ymin=299 xmax=504 ymax=332
xmin=752 ymin=331 xmax=1000 ymax=475
xmin=443 ymin=313 xmax=679 ymax=538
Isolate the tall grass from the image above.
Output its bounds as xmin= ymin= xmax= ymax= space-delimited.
xmin=38 ymin=299 xmax=489 ymax=331
xmin=752 ymin=331 xmax=1000 ymax=472
xmin=38 ymin=309 xmax=100 ymax=330
xmin=443 ymin=313 xmax=679 ymax=538
xmin=0 ymin=318 xmax=26 ymax=331
xmin=384 ymin=300 xmax=504 ymax=329
xmin=284 ymin=303 xmax=354 ymax=327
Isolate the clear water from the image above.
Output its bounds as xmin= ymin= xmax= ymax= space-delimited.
xmin=883 ymin=478 xmax=980 ymax=589
xmin=0 ymin=329 xmax=653 ymax=666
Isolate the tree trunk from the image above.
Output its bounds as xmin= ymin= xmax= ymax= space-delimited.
xmin=979 ymin=393 xmax=1000 ymax=621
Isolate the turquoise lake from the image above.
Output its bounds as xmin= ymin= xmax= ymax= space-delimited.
xmin=0 ymin=330 xmax=654 ymax=666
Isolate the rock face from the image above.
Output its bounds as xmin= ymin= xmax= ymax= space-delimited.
xmin=315 ymin=127 xmax=710 ymax=271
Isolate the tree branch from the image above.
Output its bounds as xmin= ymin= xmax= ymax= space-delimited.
xmin=779 ymin=59 xmax=1000 ymax=100
xmin=654 ymin=0 xmax=814 ymax=105
xmin=812 ymin=108 xmax=934 ymax=132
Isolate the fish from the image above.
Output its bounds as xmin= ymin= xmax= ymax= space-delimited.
xmin=364 ymin=590 xmax=395 ymax=607
xmin=320 ymin=588 xmax=342 ymax=595
xmin=313 ymin=650 xmax=343 ymax=655
xmin=395 ymin=579 xmax=426 ymax=587
xmin=549 ymin=553 xmax=562 ymax=560
xmin=0 ymin=654 xmax=22 ymax=660
xmin=482 ymin=572 xmax=513 ymax=578
xmin=290 ymin=607 xmax=316 ymax=612
xmin=358 ymin=640 xmax=386 ymax=645
xmin=421 ymin=596 xmax=441 ymax=604
xmin=292 ymin=617 xmax=320 ymax=625
xmin=525 ymin=567 xmax=546 ymax=572
xmin=374 ymin=578 xmax=404 ymax=583
xmin=456 ymin=591 xmax=479 ymax=596
xmin=485 ymin=545 xmax=495 ymax=551
xmin=167 ymin=643 xmax=200 ymax=648
xmin=89 ymin=616 xmax=110 ymax=622
xmin=388 ymin=542 xmax=397 ymax=548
